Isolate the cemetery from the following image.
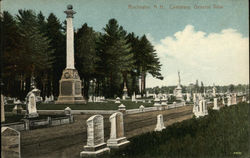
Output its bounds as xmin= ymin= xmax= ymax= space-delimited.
xmin=1 ymin=2 xmax=249 ymax=158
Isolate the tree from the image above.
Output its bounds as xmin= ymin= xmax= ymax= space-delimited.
xmin=229 ymin=84 xmax=234 ymax=93
xmin=97 ymin=18 xmax=134 ymax=97
xmin=45 ymin=13 xmax=65 ymax=97
xmin=75 ymin=23 xmax=99 ymax=98
xmin=127 ymin=34 xmax=163 ymax=96
xmin=16 ymin=10 xmax=54 ymax=98
xmin=1 ymin=11 xmax=24 ymax=98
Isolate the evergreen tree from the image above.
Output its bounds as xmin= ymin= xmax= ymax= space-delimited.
xmin=1 ymin=11 xmax=24 ymax=98
xmin=45 ymin=13 xmax=65 ymax=97
xmin=127 ymin=34 xmax=163 ymax=96
xmin=97 ymin=19 xmax=133 ymax=97
xmin=75 ymin=23 xmax=99 ymax=98
xmin=16 ymin=10 xmax=54 ymax=98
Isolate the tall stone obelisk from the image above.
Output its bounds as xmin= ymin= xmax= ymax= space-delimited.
xmin=175 ymin=71 xmax=184 ymax=101
xmin=56 ymin=5 xmax=86 ymax=104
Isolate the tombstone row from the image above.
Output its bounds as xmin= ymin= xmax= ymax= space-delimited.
xmin=80 ymin=112 xmax=129 ymax=157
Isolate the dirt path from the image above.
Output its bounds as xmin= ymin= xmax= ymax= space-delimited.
xmin=21 ymin=105 xmax=193 ymax=158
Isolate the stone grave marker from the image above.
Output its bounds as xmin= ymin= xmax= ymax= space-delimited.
xmin=139 ymin=105 xmax=145 ymax=112
xmin=227 ymin=96 xmax=232 ymax=106
xmin=80 ymin=115 xmax=110 ymax=157
xmin=26 ymin=89 xmax=39 ymax=118
xmin=212 ymin=98 xmax=219 ymax=110
xmin=115 ymin=97 xmax=121 ymax=104
xmin=1 ymin=127 xmax=21 ymax=158
xmin=118 ymin=104 xmax=126 ymax=114
xmin=107 ymin=112 xmax=130 ymax=148
xmin=155 ymin=114 xmax=166 ymax=131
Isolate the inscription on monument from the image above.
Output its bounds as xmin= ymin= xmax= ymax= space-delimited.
xmin=94 ymin=117 xmax=104 ymax=145
xmin=116 ymin=113 xmax=123 ymax=138
xmin=75 ymin=81 xmax=81 ymax=95
xmin=61 ymin=81 xmax=72 ymax=96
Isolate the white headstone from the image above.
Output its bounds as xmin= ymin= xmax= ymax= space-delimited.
xmin=222 ymin=97 xmax=225 ymax=105
xmin=160 ymin=97 xmax=167 ymax=106
xmin=242 ymin=96 xmax=246 ymax=102
xmin=212 ymin=98 xmax=219 ymax=110
xmin=154 ymin=98 xmax=161 ymax=106
xmin=139 ymin=105 xmax=145 ymax=112
xmin=155 ymin=114 xmax=165 ymax=131
xmin=26 ymin=90 xmax=39 ymax=118
xmin=88 ymin=95 xmax=93 ymax=102
xmin=1 ymin=127 xmax=21 ymax=158
xmin=118 ymin=104 xmax=126 ymax=113
xmin=232 ymin=94 xmax=237 ymax=105
xmin=202 ymin=99 xmax=208 ymax=115
xmin=115 ymin=97 xmax=121 ymax=104
xmin=80 ymin=115 xmax=110 ymax=157
xmin=186 ymin=93 xmax=191 ymax=102
xmin=64 ymin=107 xmax=72 ymax=115
xmin=131 ymin=92 xmax=136 ymax=102
xmin=227 ymin=96 xmax=232 ymax=106
xmin=107 ymin=112 xmax=129 ymax=148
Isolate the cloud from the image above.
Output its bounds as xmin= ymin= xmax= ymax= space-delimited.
xmin=146 ymin=25 xmax=249 ymax=87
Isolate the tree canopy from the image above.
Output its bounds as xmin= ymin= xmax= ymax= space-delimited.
xmin=1 ymin=10 xmax=163 ymax=100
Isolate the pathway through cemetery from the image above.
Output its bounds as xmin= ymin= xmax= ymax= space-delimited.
xmin=20 ymin=106 xmax=193 ymax=158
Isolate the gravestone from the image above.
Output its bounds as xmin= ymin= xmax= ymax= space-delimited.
xmin=122 ymin=95 xmax=126 ymax=100
xmin=153 ymin=98 xmax=161 ymax=106
xmin=139 ymin=105 xmax=145 ymax=112
xmin=155 ymin=114 xmax=165 ymax=131
xmin=193 ymin=101 xmax=197 ymax=113
xmin=202 ymin=99 xmax=208 ymax=115
xmin=88 ymin=95 xmax=93 ymax=102
xmin=242 ymin=96 xmax=246 ymax=102
xmin=213 ymin=98 xmax=219 ymax=110
xmin=80 ymin=115 xmax=110 ymax=157
xmin=115 ymin=97 xmax=121 ymax=104
xmin=195 ymin=99 xmax=206 ymax=118
xmin=160 ymin=97 xmax=167 ymax=106
xmin=193 ymin=93 xmax=196 ymax=103
xmin=118 ymin=104 xmax=126 ymax=114
xmin=26 ymin=89 xmax=39 ymax=118
xmin=1 ymin=127 xmax=21 ymax=158
xmin=107 ymin=112 xmax=130 ymax=148
xmin=222 ymin=97 xmax=225 ymax=105
xmin=122 ymin=82 xmax=128 ymax=100
xmin=232 ymin=94 xmax=237 ymax=105
xmin=186 ymin=93 xmax=191 ymax=102
xmin=131 ymin=92 xmax=136 ymax=102
xmin=227 ymin=96 xmax=232 ymax=106
xmin=64 ymin=107 xmax=72 ymax=115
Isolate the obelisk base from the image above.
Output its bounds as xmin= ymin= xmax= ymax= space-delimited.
xmin=56 ymin=69 xmax=86 ymax=104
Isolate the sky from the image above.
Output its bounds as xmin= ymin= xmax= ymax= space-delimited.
xmin=1 ymin=0 xmax=249 ymax=87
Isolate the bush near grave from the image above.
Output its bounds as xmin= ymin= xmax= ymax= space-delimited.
xmin=103 ymin=102 xmax=250 ymax=158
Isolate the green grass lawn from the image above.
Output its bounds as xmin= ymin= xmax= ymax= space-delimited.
xmin=103 ymin=102 xmax=250 ymax=158
xmin=4 ymin=100 xmax=154 ymax=111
